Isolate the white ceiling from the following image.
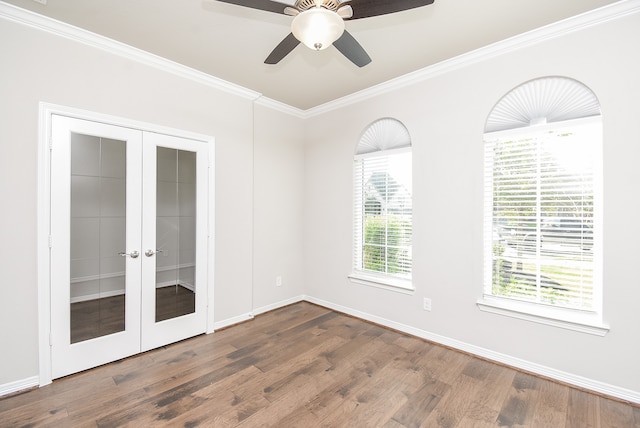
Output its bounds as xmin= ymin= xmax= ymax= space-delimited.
xmin=3 ymin=0 xmax=621 ymax=110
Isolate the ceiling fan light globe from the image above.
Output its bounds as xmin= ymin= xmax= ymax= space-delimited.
xmin=291 ymin=8 xmax=345 ymax=51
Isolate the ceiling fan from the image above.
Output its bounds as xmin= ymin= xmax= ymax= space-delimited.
xmin=214 ymin=0 xmax=435 ymax=67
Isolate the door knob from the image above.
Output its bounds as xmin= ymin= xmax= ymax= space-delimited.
xmin=145 ymin=249 xmax=164 ymax=257
xmin=118 ymin=250 xmax=139 ymax=259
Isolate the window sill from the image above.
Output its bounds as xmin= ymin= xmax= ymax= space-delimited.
xmin=348 ymin=272 xmax=414 ymax=295
xmin=477 ymin=296 xmax=609 ymax=336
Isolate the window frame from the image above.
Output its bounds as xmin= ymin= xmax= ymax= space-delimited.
xmin=351 ymin=146 xmax=414 ymax=292
xmin=479 ymin=116 xmax=607 ymax=335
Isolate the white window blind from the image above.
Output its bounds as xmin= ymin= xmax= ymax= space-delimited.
xmin=353 ymin=118 xmax=412 ymax=284
xmin=354 ymin=149 xmax=412 ymax=279
xmin=483 ymin=77 xmax=602 ymax=318
xmin=484 ymin=119 xmax=601 ymax=310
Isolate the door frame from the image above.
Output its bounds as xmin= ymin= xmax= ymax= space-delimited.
xmin=37 ymin=103 xmax=216 ymax=386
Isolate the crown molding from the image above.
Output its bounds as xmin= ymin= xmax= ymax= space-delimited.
xmin=1 ymin=0 xmax=638 ymax=118
xmin=254 ymin=95 xmax=306 ymax=119
xmin=0 ymin=1 xmax=261 ymax=102
xmin=304 ymin=0 xmax=640 ymax=118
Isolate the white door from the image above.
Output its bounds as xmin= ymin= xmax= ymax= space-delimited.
xmin=140 ymin=132 xmax=208 ymax=351
xmin=50 ymin=115 xmax=208 ymax=379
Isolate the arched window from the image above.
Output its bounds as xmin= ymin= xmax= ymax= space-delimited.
xmin=481 ymin=77 xmax=606 ymax=333
xmin=351 ymin=118 xmax=413 ymax=290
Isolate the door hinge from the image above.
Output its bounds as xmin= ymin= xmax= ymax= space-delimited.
xmin=48 ymin=235 xmax=53 ymax=248
xmin=49 ymin=332 xmax=53 ymax=346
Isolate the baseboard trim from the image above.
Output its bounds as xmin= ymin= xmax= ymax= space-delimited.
xmin=70 ymin=289 xmax=124 ymax=304
xmin=0 ymin=376 xmax=39 ymax=398
xmin=212 ymin=312 xmax=254 ymax=331
xmin=156 ymin=281 xmax=195 ymax=292
xmin=12 ymin=296 xmax=637 ymax=403
xmin=303 ymin=295 xmax=640 ymax=405
xmin=253 ymin=295 xmax=306 ymax=317
xmin=70 ymin=282 xmax=195 ymax=303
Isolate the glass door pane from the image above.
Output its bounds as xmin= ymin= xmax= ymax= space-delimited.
xmin=51 ymin=115 xmax=142 ymax=380
xmin=155 ymin=147 xmax=196 ymax=322
xmin=70 ymin=133 xmax=127 ymax=343
xmin=141 ymin=132 xmax=207 ymax=352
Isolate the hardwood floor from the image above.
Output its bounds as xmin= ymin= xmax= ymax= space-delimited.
xmin=70 ymin=285 xmax=195 ymax=343
xmin=70 ymin=295 xmax=125 ymax=343
xmin=155 ymin=285 xmax=196 ymax=322
xmin=2 ymin=302 xmax=638 ymax=427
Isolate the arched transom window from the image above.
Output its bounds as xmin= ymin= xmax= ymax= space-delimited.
xmin=351 ymin=118 xmax=413 ymax=290
xmin=481 ymin=76 xmax=606 ymax=334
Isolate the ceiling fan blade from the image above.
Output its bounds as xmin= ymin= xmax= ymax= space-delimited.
xmin=333 ymin=30 xmax=371 ymax=67
xmin=265 ymin=33 xmax=301 ymax=64
xmin=214 ymin=0 xmax=289 ymax=15
xmin=343 ymin=0 xmax=434 ymax=20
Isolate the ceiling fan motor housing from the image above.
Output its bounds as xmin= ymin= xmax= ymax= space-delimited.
xmin=295 ymin=0 xmax=342 ymax=12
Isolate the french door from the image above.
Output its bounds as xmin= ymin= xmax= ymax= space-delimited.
xmin=50 ymin=115 xmax=209 ymax=379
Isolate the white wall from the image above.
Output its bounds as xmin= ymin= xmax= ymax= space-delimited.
xmin=252 ymin=104 xmax=306 ymax=312
xmin=303 ymin=11 xmax=640 ymax=398
xmin=0 ymin=14 xmax=304 ymax=388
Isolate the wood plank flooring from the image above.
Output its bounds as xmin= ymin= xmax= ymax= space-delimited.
xmin=70 ymin=295 xmax=126 ymax=343
xmin=70 ymin=285 xmax=195 ymax=343
xmin=1 ymin=302 xmax=638 ymax=427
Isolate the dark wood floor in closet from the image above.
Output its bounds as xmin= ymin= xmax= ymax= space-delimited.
xmin=71 ymin=285 xmax=195 ymax=343
xmin=2 ymin=302 xmax=638 ymax=427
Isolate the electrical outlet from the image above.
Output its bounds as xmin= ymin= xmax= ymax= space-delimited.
xmin=423 ymin=297 xmax=432 ymax=312
xmin=276 ymin=276 xmax=283 ymax=287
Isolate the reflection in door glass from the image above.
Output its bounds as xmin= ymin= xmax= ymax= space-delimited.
xmin=70 ymin=134 xmax=126 ymax=343
xmin=155 ymin=148 xmax=196 ymax=322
